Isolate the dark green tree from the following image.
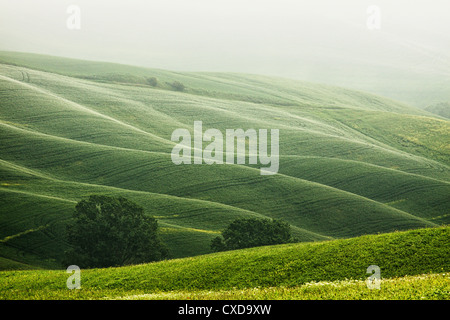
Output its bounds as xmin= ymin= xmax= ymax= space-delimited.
xmin=211 ymin=218 xmax=293 ymax=252
xmin=63 ymin=195 xmax=168 ymax=268
xmin=169 ymin=80 xmax=185 ymax=91
xmin=146 ymin=77 xmax=158 ymax=87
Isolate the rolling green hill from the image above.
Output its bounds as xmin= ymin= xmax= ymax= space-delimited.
xmin=0 ymin=51 xmax=449 ymax=270
xmin=0 ymin=226 xmax=448 ymax=299
xmin=424 ymin=102 xmax=450 ymax=119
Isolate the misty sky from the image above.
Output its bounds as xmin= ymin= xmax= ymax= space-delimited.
xmin=0 ymin=0 xmax=449 ymax=106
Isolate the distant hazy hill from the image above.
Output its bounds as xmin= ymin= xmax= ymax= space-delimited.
xmin=0 ymin=52 xmax=448 ymax=269
xmin=424 ymin=102 xmax=450 ymax=119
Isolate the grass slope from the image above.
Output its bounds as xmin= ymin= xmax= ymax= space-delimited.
xmin=0 ymin=226 xmax=448 ymax=299
xmin=117 ymin=273 xmax=450 ymax=300
xmin=0 ymin=51 xmax=449 ymax=269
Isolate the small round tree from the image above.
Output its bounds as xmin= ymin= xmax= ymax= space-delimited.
xmin=64 ymin=195 xmax=168 ymax=268
xmin=169 ymin=80 xmax=185 ymax=91
xmin=211 ymin=218 xmax=293 ymax=252
xmin=146 ymin=77 xmax=158 ymax=87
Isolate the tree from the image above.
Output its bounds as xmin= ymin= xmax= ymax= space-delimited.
xmin=63 ymin=195 xmax=168 ymax=268
xmin=211 ymin=218 xmax=293 ymax=252
xmin=146 ymin=77 xmax=158 ymax=87
xmin=210 ymin=235 xmax=226 ymax=253
xmin=169 ymin=80 xmax=185 ymax=91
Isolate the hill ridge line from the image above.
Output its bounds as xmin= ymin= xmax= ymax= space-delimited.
xmin=2 ymin=117 xmax=447 ymax=188
xmin=0 ymin=74 xmax=174 ymax=146
xmin=3 ymin=149 xmax=434 ymax=238
xmin=0 ymin=121 xmax=443 ymax=224
xmin=282 ymin=155 xmax=450 ymax=185
xmin=3 ymin=63 xmax=447 ymax=173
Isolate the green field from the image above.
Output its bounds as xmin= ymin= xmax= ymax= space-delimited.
xmin=130 ymin=274 xmax=449 ymax=300
xmin=0 ymin=226 xmax=448 ymax=300
xmin=0 ymin=51 xmax=449 ymax=299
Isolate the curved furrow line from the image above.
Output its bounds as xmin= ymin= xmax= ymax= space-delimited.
xmin=0 ymin=158 xmax=279 ymax=223
xmin=2 ymin=141 xmax=434 ymax=240
xmin=2 ymin=67 xmax=414 ymax=155
xmin=2 ymin=70 xmax=447 ymax=182
xmin=0 ymin=126 xmax=445 ymax=230
xmin=0 ymin=120 xmax=170 ymax=157
xmin=2 ymin=110 xmax=447 ymax=191
xmin=0 ymin=176 xmax=332 ymax=242
xmin=0 ymin=119 xmax=441 ymax=225
xmin=280 ymin=155 xmax=450 ymax=185
xmin=0 ymin=74 xmax=175 ymax=146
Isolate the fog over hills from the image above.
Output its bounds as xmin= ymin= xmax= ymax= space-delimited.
xmin=1 ymin=0 xmax=449 ymax=107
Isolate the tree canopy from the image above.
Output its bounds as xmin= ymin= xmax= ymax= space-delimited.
xmin=64 ymin=195 xmax=168 ymax=268
xmin=211 ymin=218 xmax=293 ymax=252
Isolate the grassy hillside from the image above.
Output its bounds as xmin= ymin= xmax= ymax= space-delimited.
xmin=120 ymin=273 xmax=450 ymax=300
xmin=0 ymin=226 xmax=448 ymax=299
xmin=424 ymin=102 xmax=450 ymax=119
xmin=0 ymin=51 xmax=449 ymax=270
